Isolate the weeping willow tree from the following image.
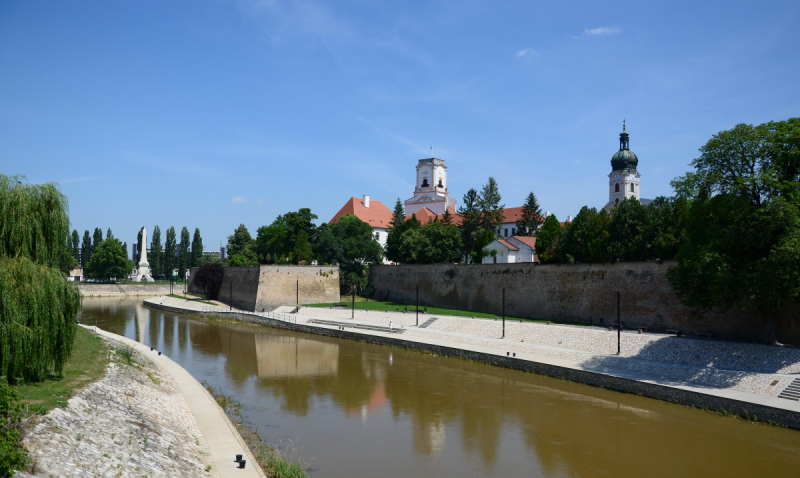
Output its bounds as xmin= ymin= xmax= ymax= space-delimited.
xmin=0 ymin=174 xmax=80 ymax=382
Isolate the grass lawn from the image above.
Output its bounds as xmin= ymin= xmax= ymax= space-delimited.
xmin=305 ymin=299 xmax=563 ymax=323
xmin=166 ymin=293 xmax=215 ymax=305
xmin=14 ymin=326 xmax=109 ymax=414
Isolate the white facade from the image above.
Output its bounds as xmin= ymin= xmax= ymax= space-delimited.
xmin=608 ymin=170 xmax=640 ymax=205
xmin=482 ymin=240 xmax=518 ymax=264
xmin=506 ymin=237 xmax=537 ymax=263
xmin=404 ymin=158 xmax=457 ymax=215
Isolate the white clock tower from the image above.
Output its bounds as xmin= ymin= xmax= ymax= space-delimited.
xmin=606 ymin=121 xmax=641 ymax=209
xmin=404 ymin=158 xmax=457 ymax=216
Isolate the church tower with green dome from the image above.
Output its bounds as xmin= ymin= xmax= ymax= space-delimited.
xmin=605 ymin=121 xmax=642 ymax=209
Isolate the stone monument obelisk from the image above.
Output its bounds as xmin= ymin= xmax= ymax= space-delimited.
xmin=134 ymin=227 xmax=155 ymax=282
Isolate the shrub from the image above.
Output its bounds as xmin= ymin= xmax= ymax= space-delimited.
xmin=192 ymin=264 xmax=224 ymax=300
xmin=0 ymin=379 xmax=30 ymax=476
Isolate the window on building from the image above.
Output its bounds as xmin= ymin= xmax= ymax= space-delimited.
xmin=631 ymin=183 xmax=635 ymax=192
xmin=504 ymin=228 xmax=508 ymax=237
xmin=615 ymin=183 xmax=619 ymax=192
xmin=512 ymin=228 xmax=516 ymax=235
xmin=374 ymin=233 xmax=380 ymax=241
xmin=421 ymin=178 xmax=429 ymax=187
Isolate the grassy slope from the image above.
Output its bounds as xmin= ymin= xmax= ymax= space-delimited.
xmin=305 ymin=298 xmax=566 ymax=323
xmin=14 ymin=326 xmax=109 ymax=414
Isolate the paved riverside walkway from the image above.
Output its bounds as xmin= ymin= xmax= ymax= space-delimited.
xmin=87 ymin=324 xmax=265 ymax=478
xmin=146 ymin=297 xmax=800 ymax=428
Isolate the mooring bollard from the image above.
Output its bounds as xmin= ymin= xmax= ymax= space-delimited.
xmin=158 ymin=351 xmax=161 ymax=356
xmin=235 ymin=454 xmax=243 ymax=462
xmin=238 ymin=460 xmax=246 ymax=469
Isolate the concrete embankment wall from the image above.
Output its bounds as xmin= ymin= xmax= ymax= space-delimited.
xmin=144 ymin=300 xmax=800 ymax=431
xmin=368 ymin=262 xmax=800 ymax=345
xmin=75 ymin=283 xmax=174 ymax=297
xmin=189 ymin=265 xmax=340 ymax=312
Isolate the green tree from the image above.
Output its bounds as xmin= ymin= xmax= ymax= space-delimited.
xmin=71 ymin=230 xmax=80 ymax=262
xmin=536 ymin=214 xmax=563 ymax=263
xmin=316 ymin=214 xmax=383 ymax=288
xmin=458 ymin=188 xmax=482 ymax=262
xmin=150 ymin=226 xmax=162 ymax=278
xmin=0 ymin=175 xmax=80 ymax=383
xmin=81 ymin=230 xmax=91 ymax=267
xmin=179 ymin=226 xmax=190 ymax=280
xmin=191 ymin=228 xmax=203 ymax=267
xmin=254 ymin=209 xmax=317 ymax=264
xmin=164 ymin=226 xmax=177 ymax=279
xmin=667 ymin=118 xmax=800 ymax=344
xmin=228 ymin=247 xmax=259 ymax=267
xmin=92 ymin=227 xmax=103 ymax=256
xmin=85 ymin=238 xmax=129 ymax=282
xmin=668 ymin=195 xmax=800 ymax=344
xmin=106 ymin=228 xmax=113 ymax=239
xmin=384 ymin=198 xmax=407 ymax=263
xmin=399 ymin=219 xmax=463 ymax=264
xmin=516 ymin=192 xmax=542 ymax=236
xmin=227 ymin=224 xmax=253 ymax=258
xmin=441 ymin=207 xmax=454 ymax=227
xmin=292 ymin=230 xmax=314 ymax=264
xmin=478 ymin=177 xmax=505 ymax=235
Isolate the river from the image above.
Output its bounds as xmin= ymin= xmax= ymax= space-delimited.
xmin=81 ymin=298 xmax=800 ymax=477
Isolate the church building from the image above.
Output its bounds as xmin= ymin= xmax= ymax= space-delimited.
xmin=403 ymin=158 xmax=457 ymax=216
xmin=604 ymin=122 xmax=652 ymax=211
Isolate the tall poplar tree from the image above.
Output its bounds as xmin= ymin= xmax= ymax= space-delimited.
xmin=92 ymin=228 xmax=103 ymax=256
xmin=385 ymin=198 xmax=406 ymax=263
xmin=71 ymin=230 xmax=80 ymax=262
xmin=150 ymin=225 xmax=163 ymax=278
xmin=178 ymin=227 xmax=190 ymax=280
xmin=81 ymin=230 xmax=92 ymax=267
xmin=164 ymin=226 xmax=177 ymax=279
xmin=457 ymin=188 xmax=481 ymax=262
xmin=191 ymin=228 xmax=203 ymax=267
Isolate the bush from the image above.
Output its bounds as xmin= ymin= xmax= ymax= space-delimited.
xmin=0 ymin=379 xmax=30 ymax=477
xmin=192 ymin=264 xmax=224 ymax=299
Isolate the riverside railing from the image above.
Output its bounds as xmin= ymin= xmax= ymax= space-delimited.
xmin=199 ymin=305 xmax=297 ymax=324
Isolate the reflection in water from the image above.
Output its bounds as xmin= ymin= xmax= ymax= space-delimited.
xmin=81 ymin=298 xmax=800 ymax=478
xmin=254 ymin=335 xmax=338 ymax=378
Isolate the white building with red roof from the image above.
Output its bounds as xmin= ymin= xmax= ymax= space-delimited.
xmin=329 ymin=195 xmax=394 ymax=248
xmin=482 ymin=236 xmax=538 ymax=264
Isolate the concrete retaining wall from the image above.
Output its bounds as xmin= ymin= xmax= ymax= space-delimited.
xmin=368 ymin=262 xmax=800 ymax=344
xmin=189 ymin=265 xmax=340 ymax=312
xmin=145 ymin=300 xmax=800 ymax=431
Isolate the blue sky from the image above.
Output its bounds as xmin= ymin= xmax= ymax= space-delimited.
xmin=2 ymin=0 xmax=799 ymax=254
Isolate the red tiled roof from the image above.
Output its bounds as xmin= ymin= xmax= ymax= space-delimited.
xmin=501 ymin=207 xmax=544 ymax=225
xmin=496 ymin=239 xmax=518 ymax=251
xmin=510 ymin=236 xmax=536 ymax=249
xmin=405 ymin=207 xmax=461 ymax=225
xmin=329 ymin=197 xmax=394 ymax=229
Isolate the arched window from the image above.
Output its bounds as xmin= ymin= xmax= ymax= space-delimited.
xmin=422 ymin=178 xmax=429 ymax=187
xmin=631 ymin=183 xmax=635 ymax=192
xmin=615 ymin=183 xmax=619 ymax=192
xmin=438 ymin=179 xmax=443 ymax=187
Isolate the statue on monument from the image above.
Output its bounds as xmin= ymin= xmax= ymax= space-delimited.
xmin=133 ymin=227 xmax=155 ymax=282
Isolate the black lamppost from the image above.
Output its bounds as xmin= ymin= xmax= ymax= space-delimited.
xmin=617 ymin=292 xmax=621 ymax=355
xmin=351 ymin=280 xmax=356 ymax=319
xmin=502 ymin=287 xmax=506 ymax=339
xmin=416 ymin=284 xmax=419 ymax=327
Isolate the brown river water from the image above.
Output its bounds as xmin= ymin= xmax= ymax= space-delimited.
xmin=81 ymin=298 xmax=800 ymax=477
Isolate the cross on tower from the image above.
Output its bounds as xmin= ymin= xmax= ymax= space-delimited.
xmin=623 ymin=119 xmax=626 ymax=131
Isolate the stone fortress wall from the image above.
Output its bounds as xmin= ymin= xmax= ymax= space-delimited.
xmin=189 ymin=265 xmax=340 ymax=312
xmin=368 ymin=261 xmax=800 ymax=344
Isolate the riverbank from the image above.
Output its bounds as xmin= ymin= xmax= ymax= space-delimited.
xmin=145 ymin=296 xmax=800 ymax=430
xmin=75 ymin=283 xmax=182 ymax=298
xmin=18 ymin=326 xmax=264 ymax=478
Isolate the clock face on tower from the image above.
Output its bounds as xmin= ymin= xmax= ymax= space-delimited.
xmin=614 ymin=174 xmax=620 ymax=181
